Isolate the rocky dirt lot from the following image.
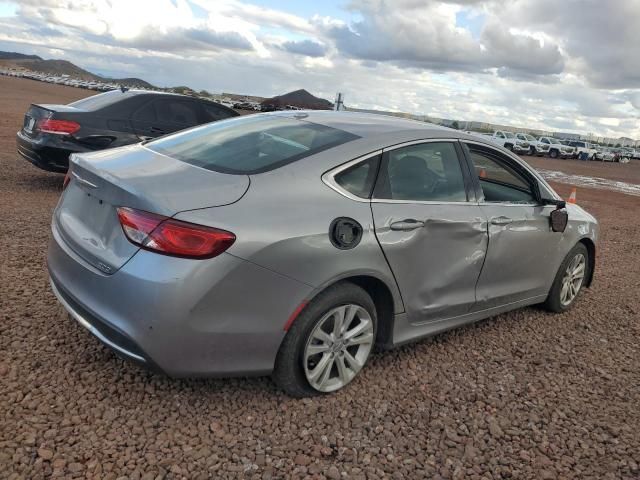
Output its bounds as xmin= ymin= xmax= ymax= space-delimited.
xmin=1 ymin=76 xmax=639 ymax=479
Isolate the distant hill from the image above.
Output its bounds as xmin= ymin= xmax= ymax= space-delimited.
xmin=0 ymin=51 xmax=42 ymax=61
xmin=0 ymin=51 xmax=154 ymax=88
xmin=262 ymin=89 xmax=333 ymax=110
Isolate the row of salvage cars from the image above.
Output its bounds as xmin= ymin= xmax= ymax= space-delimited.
xmin=470 ymin=130 xmax=635 ymax=163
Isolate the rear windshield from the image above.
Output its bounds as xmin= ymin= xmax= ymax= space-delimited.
xmin=145 ymin=115 xmax=360 ymax=174
xmin=68 ymin=90 xmax=133 ymax=111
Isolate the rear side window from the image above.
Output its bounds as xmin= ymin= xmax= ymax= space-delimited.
xmin=374 ymin=142 xmax=467 ymax=202
xmin=146 ymin=115 xmax=360 ymax=174
xmin=156 ymin=100 xmax=199 ymax=125
xmin=334 ymin=156 xmax=380 ymax=198
xmin=68 ymin=90 xmax=131 ymax=111
xmin=202 ymin=102 xmax=236 ymax=121
xmin=133 ymin=102 xmax=156 ymax=122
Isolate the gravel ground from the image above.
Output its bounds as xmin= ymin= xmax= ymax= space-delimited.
xmin=1 ymin=76 xmax=640 ymax=479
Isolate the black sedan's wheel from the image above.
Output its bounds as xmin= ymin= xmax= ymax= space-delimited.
xmin=273 ymin=283 xmax=376 ymax=397
xmin=544 ymin=243 xmax=589 ymax=313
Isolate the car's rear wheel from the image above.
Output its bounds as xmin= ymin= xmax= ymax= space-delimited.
xmin=529 ymin=146 xmax=536 ymax=156
xmin=544 ymin=243 xmax=589 ymax=312
xmin=550 ymin=149 xmax=559 ymax=158
xmin=272 ymin=283 xmax=376 ymax=397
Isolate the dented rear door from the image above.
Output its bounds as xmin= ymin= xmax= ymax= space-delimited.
xmin=370 ymin=140 xmax=488 ymax=324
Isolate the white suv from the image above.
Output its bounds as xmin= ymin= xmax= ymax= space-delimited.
xmin=538 ymin=137 xmax=575 ymax=159
xmin=516 ymin=133 xmax=549 ymax=156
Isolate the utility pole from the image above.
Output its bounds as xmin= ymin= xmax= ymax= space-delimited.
xmin=334 ymin=93 xmax=344 ymax=111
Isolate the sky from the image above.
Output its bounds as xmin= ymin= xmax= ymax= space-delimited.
xmin=1 ymin=0 xmax=639 ymax=139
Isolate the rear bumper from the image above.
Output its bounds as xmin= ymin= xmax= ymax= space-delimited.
xmin=17 ymin=130 xmax=86 ymax=173
xmin=47 ymin=222 xmax=313 ymax=377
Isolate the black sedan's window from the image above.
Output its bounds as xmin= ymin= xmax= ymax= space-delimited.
xmin=146 ymin=115 xmax=359 ymax=174
xmin=68 ymin=90 xmax=132 ymax=111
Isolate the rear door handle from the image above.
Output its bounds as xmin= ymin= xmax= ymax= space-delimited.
xmin=491 ymin=216 xmax=513 ymax=225
xmin=390 ymin=219 xmax=425 ymax=231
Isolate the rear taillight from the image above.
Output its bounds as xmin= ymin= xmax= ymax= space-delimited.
xmin=37 ymin=119 xmax=81 ymax=135
xmin=62 ymin=171 xmax=71 ymax=190
xmin=116 ymin=207 xmax=235 ymax=259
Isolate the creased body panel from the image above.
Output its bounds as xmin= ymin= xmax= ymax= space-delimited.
xmin=371 ymin=202 xmax=488 ymax=324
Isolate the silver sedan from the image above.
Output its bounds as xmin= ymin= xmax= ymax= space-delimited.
xmin=48 ymin=111 xmax=598 ymax=396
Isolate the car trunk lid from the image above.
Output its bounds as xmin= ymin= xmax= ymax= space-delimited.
xmin=54 ymin=144 xmax=250 ymax=274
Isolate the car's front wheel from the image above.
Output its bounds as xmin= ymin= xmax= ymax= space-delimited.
xmin=529 ymin=146 xmax=536 ymax=156
xmin=544 ymin=243 xmax=589 ymax=312
xmin=272 ymin=283 xmax=377 ymax=397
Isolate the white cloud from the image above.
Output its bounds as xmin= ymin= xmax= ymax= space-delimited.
xmin=0 ymin=0 xmax=638 ymax=138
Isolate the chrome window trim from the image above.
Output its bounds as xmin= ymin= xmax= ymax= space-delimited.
xmin=372 ymin=199 xmax=477 ymax=206
xmin=382 ymin=137 xmax=460 ymax=152
xmin=321 ymin=150 xmax=383 ymax=203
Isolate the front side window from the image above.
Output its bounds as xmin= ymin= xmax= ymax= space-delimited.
xmin=374 ymin=142 xmax=467 ymax=202
xmin=467 ymin=147 xmax=536 ymax=203
xmin=147 ymin=115 xmax=359 ymax=174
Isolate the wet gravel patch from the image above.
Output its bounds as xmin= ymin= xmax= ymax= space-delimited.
xmin=1 ymin=77 xmax=640 ymax=479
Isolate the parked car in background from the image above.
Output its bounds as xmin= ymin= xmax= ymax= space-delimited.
xmin=538 ymin=137 xmax=575 ymax=159
xmin=48 ymin=112 xmax=597 ymax=396
xmin=568 ymin=141 xmax=597 ymax=160
xmin=488 ymin=130 xmax=530 ymax=154
xmin=17 ymin=89 xmax=239 ymax=172
xmin=516 ymin=133 xmax=549 ymax=156
xmin=595 ymin=147 xmax=617 ymax=162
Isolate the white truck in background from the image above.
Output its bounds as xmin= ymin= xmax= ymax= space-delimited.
xmin=487 ymin=130 xmax=530 ymax=154
xmin=515 ymin=133 xmax=549 ymax=156
xmin=537 ymin=136 xmax=575 ymax=159
xmin=568 ymin=141 xmax=598 ymax=160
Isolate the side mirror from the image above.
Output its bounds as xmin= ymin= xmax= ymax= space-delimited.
xmin=550 ymin=204 xmax=568 ymax=232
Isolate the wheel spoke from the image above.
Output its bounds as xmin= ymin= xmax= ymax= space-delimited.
xmin=347 ymin=331 xmax=374 ymax=346
xmin=308 ymin=353 xmax=332 ymax=383
xmin=560 ymin=281 xmax=569 ymax=303
xmin=343 ymin=350 xmax=362 ymax=372
xmin=312 ymin=328 xmax=333 ymax=345
xmin=332 ymin=306 xmax=347 ymax=337
xmin=335 ymin=355 xmax=350 ymax=384
xmin=343 ymin=305 xmax=358 ymax=331
xmin=318 ymin=356 xmax=334 ymax=387
xmin=573 ymin=263 xmax=585 ymax=279
xmin=344 ymin=319 xmax=370 ymax=341
xmin=306 ymin=343 xmax=330 ymax=356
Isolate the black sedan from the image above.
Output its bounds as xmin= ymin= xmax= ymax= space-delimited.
xmin=17 ymin=89 xmax=239 ymax=173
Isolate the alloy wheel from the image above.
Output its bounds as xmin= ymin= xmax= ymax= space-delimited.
xmin=303 ymin=304 xmax=374 ymax=392
xmin=560 ymin=253 xmax=586 ymax=306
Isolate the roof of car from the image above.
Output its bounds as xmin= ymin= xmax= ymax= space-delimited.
xmin=269 ymin=110 xmax=457 ymax=138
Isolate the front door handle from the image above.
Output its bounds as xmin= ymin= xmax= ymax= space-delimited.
xmin=491 ymin=216 xmax=513 ymax=225
xmin=390 ymin=219 xmax=425 ymax=231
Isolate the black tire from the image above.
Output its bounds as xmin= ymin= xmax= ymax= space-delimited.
xmin=272 ymin=283 xmax=377 ymax=397
xmin=529 ymin=146 xmax=536 ymax=156
xmin=549 ymin=149 xmax=559 ymax=159
xmin=543 ymin=243 xmax=590 ymax=313
xmin=505 ymin=143 xmax=514 ymax=151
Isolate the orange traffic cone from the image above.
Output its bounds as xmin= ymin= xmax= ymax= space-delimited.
xmin=567 ymin=187 xmax=577 ymax=204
